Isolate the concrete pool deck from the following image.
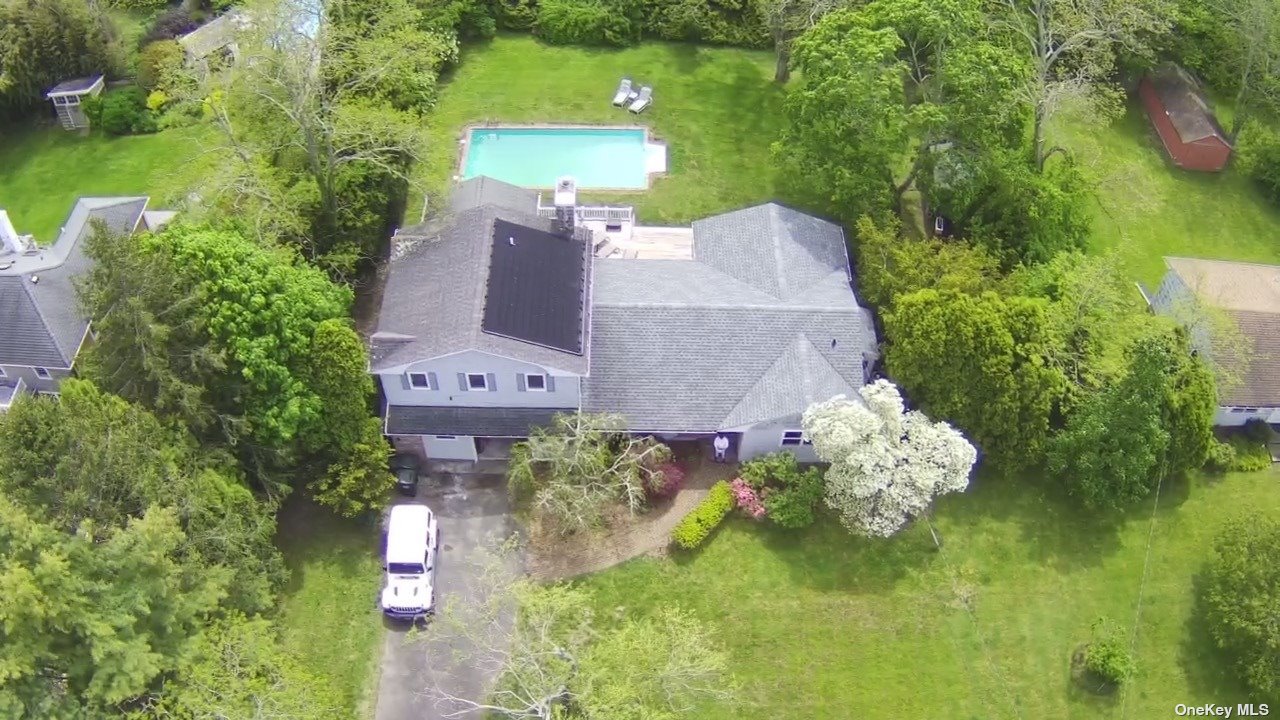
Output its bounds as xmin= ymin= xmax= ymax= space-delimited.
xmin=456 ymin=123 xmax=668 ymax=190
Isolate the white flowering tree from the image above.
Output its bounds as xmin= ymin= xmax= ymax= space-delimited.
xmin=802 ymin=379 xmax=977 ymax=542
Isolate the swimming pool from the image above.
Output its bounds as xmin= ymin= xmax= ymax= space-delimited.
xmin=461 ymin=127 xmax=663 ymax=189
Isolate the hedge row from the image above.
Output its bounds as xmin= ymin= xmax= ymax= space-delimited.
xmin=493 ymin=0 xmax=769 ymax=48
xmin=671 ymin=480 xmax=734 ymax=550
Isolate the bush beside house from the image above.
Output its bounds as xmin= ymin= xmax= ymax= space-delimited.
xmin=671 ymin=481 xmax=733 ymax=550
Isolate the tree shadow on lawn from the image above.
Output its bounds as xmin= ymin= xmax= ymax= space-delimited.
xmin=749 ymin=516 xmax=939 ymax=595
xmin=1179 ymin=573 xmax=1254 ymax=704
xmin=935 ymin=470 xmax=1134 ymax=574
xmin=276 ymin=493 xmax=382 ymax=597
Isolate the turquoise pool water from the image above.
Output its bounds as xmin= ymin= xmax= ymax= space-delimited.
xmin=462 ymin=127 xmax=649 ymax=189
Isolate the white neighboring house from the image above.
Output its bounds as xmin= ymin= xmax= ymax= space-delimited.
xmin=370 ymin=176 xmax=880 ymax=463
xmin=1149 ymin=256 xmax=1280 ymax=426
xmin=0 ymin=197 xmax=175 ymax=410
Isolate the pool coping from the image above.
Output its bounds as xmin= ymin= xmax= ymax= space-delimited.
xmin=454 ymin=122 xmax=668 ymax=192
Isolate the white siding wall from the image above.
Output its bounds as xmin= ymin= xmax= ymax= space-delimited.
xmin=735 ymin=414 xmax=819 ymax=462
xmin=0 ymin=365 xmax=68 ymax=394
xmin=1215 ymin=406 xmax=1279 ymax=427
xmin=422 ymin=435 xmax=478 ymax=461
xmin=379 ymin=350 xmax=580 ymax=409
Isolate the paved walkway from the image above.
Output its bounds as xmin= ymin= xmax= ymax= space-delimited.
xmin=527 ymin=461 xmax=736 ymax=581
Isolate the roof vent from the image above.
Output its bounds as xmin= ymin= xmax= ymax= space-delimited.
xmin=29 ymin=275 xmax=39 ymax=284
xmin=508 ymin=236 xmax=515 ymax=246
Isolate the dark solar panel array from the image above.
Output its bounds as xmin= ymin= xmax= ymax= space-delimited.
xmin=481 ymin=218 xmax=586 ymax=354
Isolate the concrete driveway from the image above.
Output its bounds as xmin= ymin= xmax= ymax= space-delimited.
xmin=374 ymin=473 xmax=519 ymax=720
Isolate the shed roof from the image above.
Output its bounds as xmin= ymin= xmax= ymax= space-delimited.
xmin=178 ymin=10 xmax=249 ymax=59
xmin=46 ymin=75 xmax=103 ymax=98
xmin=1149 ymin=65 xmax=1229 ymax=145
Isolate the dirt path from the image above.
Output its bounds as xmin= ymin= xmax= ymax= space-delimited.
xmin=527 ymin=459 xmax=737 ymax=581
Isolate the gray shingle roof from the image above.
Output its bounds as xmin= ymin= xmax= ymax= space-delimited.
xmin=692 ymin=203 xmax=852 ymax=302
xmin=1149 ymin=64 xmax=1228 ymax=145
xmin=582 ymin=204 xmax=877 ymax=431
xmin=449 ymin=176 xmax=540 ymax=215
xmin=1222 ymin=309 xmax=1280 ymax=407
xmin=386 ymin=405 xmax=564 ymax=436
xmin=0 ymin=197 xmax=148 ymax=368
xmin=372 ymin=202 xmax=592 ymax=374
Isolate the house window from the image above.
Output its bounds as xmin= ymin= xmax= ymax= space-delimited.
xmin=467 ymin=373 xmax=488 ymax=391
xmin=435 ymin=435 xmax=456 ymax=440
xmin=34 ymin=367 xmax=50 ymax=379
xmin=525 ymin=373 xmax=547 ymax=391
xmin=409 ymin=373 xmax=430 ymax=389
xmin=781 ymin=431 xmax=810 ymax=447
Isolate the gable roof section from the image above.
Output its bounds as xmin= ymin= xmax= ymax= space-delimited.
xmin=1150 ymin=65 xmax=1228 ymax=145
xmin=692 ymin=203 xmax=851 ymax=301
xmin=372 ymin=200 xmax=592 ymax=374
xmin=449 ymin=176 xmax=540 ymax=215
xmin=0 ymin=197 xmax=148 ymax=368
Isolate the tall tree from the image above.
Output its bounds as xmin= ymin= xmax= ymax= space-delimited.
xmin=0 ymin=0 xmax=119 ymax=118
xmin=0 ymin=501 xmax=227 ymax=716
xmin=1203 ymin=514 xmax=1280 ymax=700
xmin=803 ymin=380 xmax=976 ymax=541
xmin=752 ymin=0 xmax=844 ymax=82
xmin=885 ymin=289 xmax=1067 ymax=470
xmin=0 ymin=380 xmax=285 ymax=613
xmin=196 ymin=0 xmax=442 ymax=276
xmin=990 ymin=0 xmax=1171 ymax=169
xmin=774 ymin=10 xmax=913 ymax=221
xmin=80 ymin=223 xmax=390 ymax=513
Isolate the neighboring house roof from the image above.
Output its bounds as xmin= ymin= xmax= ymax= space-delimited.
xmin=582 ymin=203 xmax=877 ymax=431
xmin=1158 ymin=257 xmax=1280 ymax=407
xmin=0 ymin=197 xmax=148 ymax=368
xmin=1149 ymin=64 xmax=1229 ymax=145
xmin=178 ymin=10 xmax=249 ymax=59
xmin=372 ymin=199 xmax=593 ymax=375
xmin=386 ymin=405 xmax=564 ymax=436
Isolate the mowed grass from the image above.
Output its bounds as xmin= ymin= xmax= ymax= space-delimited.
xmin=276 ymin=498 xmax=385 ymax=719
xmin=416 ymin=34 xmax=786 ymax=224
xmin=580 ymin=468 xmax=1276 ymax=719
xmin=1054 ymin=102 xmax=1280 ymax=285
xmin=0 ymin=122 xmax=212 ymax=242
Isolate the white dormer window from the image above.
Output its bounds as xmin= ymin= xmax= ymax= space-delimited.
xmin=409 ymin=373 xmax=430 ymax=389
xmin=34 ymin=367 xmax=50 ymax=379
xmin=467 ymin=373 xmax=488 ymax=391
xmin=525 ymin=373 xmax=547 ymax=391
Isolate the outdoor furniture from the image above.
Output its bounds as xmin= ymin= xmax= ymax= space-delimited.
xmin=628 ymin=86 xmax=653 ymax=114
xmin=611 ymin=78 xmax=634 ymax=106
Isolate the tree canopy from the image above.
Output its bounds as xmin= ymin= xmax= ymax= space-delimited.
xmin=1203 ymin=515 xmax=1280 ymax=700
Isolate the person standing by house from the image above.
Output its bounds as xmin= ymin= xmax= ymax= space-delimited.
xmin=713 ymin=434 xmax=729 ymax=463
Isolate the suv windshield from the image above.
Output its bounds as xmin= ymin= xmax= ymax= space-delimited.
xmin=388 ymin=562 xmax=425 ymax=575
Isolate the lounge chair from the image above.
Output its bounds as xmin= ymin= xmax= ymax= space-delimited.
xmin=628 ymin=86 xmax=653 ymax=114
xmin=611 ymin=78 xmax=634 ymax=107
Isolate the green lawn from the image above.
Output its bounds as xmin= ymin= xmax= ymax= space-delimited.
xmin=276 ymin=498 xmax=384 ymax=719
xmin=581 ymin=468 xmax=1276 ymax=719
xmin=0 ymin=122 xmax=211 ymax=242
xmin=416 ymin=34 xmax=786 ymax=224
xmin=1055 ymin=103 xmax=1280 ymax=285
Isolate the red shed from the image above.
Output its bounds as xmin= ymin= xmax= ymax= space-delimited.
xmin=1139 ymin=65 xmax=1232 ymax=172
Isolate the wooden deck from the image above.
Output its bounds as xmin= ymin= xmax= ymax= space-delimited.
xmin=590 ymin=225 xmax=693 ymax=260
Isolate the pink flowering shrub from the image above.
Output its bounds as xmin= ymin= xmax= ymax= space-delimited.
xmin=729 ymin=478 xmax=766 ymax=519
